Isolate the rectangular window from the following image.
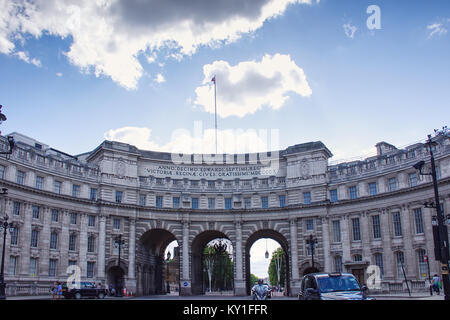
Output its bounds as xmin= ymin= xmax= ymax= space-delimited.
xmin=156 ymin=196 xmax=163 ymax=208
xmin=261 ymin=196 xmax=268 ymax=209
xmin=16 ymin=170 xmax=25 ymax=185
xmin=0 ymin=165 xmax=5 ymax=179
xmin=10 ymin=227 xmax=18 ymax=245
xmin=372 ymin=215 xmax=381 ymax=239
xmin=72 ymin=184 xmax=81 ymax=197
xmin=87 ymin=262 xmax=95 ymax=278
xmin=191 ymin=197 xmax=199 ymax=209
xmin=349 ymin=186 xmax=358 ymax=199
xmin=330 ymin=189 xmax=338 ymax=203
xmin=388 ymin=178 xmax=397 ymax=192
xmin=333 ymin=220 xmax=341 ymax=243
xmin=139 ymin=194 xmax=146 ymax=206
xmin=68 ymin=260 xmax=77 ymax=267
xmin=31 ymin=230 xmax=39 ymax=247
xmin=51 ymin=209 xmax=59 ymax=222
xmin=32 ymin=205 xmax=40 ymax=219
xmin=50 ymin=232 xmax=58 ymax=249
xmin=90 ymin=188 xmax=98 ymax=201
xmin=113 ymin=218 xmax=121 ymax=230
xmin=30 ymin=258 xmax=38 ymax=277
xmin=172 ymin=197 xmax=180 ymax=208
xmin=352 ymin=218 xmax=361 ymax=241
xmin=225 ymin=198 xmax=232 ymax=210
xmin=306 ymin=219 xmax=314 ymax=231
xmin=115 ymin=191 xmax=123 ymax=203
xmin=374 ymin=253 xmax=384 ymax=278
xmin=409 ymin=173 xmax=418 ymax=187
xmin=69 ymin=234 xmax=77 ymax=251
xmin=368 ymin=182 xmax=377 ymax=196
xmin=393 ymin=212 xmax=402 ymax=237
xmin=208 ymin=198 xmax=216 ymax=209
xmin=303 ymin=192 xmax=311 ymax=204
xmin=13 ymin=202 xmax=20 ymax=216
xmin=70 ymin=212 xmax=77 ymax=225
xmin=49 ymin=259 xmax=57 ymax=277
xmin=334 ymin=256 xmax=343 ymax=273
xmin=87 ymin=236 xmax=95 ymax=253
xmin=53 ymin=181 xmax=62 ymax=194
xmin=35 ymin=176 xmax=44 ymax=190
xmin=279 ymin=195 xmax=286 ymax=208
xmin=9 ymin=256 xmax=17 ymax=275
xmin=88 ymin=215 xmax=96 ymax=227
xmin=244 ymin=198 xmax=251 ymax=209
xmin=396 ymin=252 xmax=405 ymax=278
xmin=414 ymin=208 xmax=424 ymax=234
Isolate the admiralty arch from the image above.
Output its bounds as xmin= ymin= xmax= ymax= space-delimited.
xmin=0 ymin=131 xmax=449 ymax=297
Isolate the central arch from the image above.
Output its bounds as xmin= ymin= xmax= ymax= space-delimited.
xmin=245 ymin=229 xmax=291 ymax=296
xmin=191 ymin=230 xmax=233 ymax=295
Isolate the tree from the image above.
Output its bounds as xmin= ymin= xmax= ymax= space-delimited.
xmin=268 ymin=248 xmax=285 ymax=288
xmin=250 ymin=274 xmax=259 ymax=286
xmin=203 ymin=240 xmax=234 ymax=292
xmin=203 ymin=246 xmax=215 ymax=292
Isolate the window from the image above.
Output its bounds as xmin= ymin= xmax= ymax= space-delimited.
xmin=115 ymin=191 xmax=123 ymax=203
xmin=16 ymin=170 xmax=25 ymax=185
xmin=374 ymin=253 xmax=384 ymax=278
xmin=32 ymin=205 xmax=40 ymax=219
xmin=30 ymin=258 xmax=38 ymax=277
xmin=261 ymin=196 xmax=268 ymax=209
xmin=388 ymin=177 xmax=397 ymax=192
xmin=409 ymin=173 xmax=418 ymax=187
xmin=191 ymin=198 xmax=199 ymax=209
xmin=372 ymin=215 xmax=381 ymax=239
xmin=90 ymin=188 xmax=98 ymax=201
xmin=349 ymin=186 xmax=358 ymax=199
xmin=244 ymin=197 xmax=251 ymax=209
xmin=392 ymin=212 xmax=402 ymax=237
xmin=306 ymin=219 xmax=314 ymax=231
xmin=10 ymin=227 xmax=18 ymax=245
xmin=113 ymin=218 xmax=121 ymax=230
xmin=303 ymin=192 xmax=311 ymax=204
xmin=396 ymin=251 xmax=405 ymax=278
xmin=156 ymin=196 xmax=163 ymax=208
xmin=72 ymin=184 xmax=81 ymax=197
xmin=208 ymin=198 xmax=216 ymax=209
xmin=225 ymin=198 xmax=232 ymax=210
xmin=172 ymin=197 xmax=180 ymax=208
xmin=31 ymin=230 xmax=39 ymax=247
xmin=35 ymin=176 xmax=44 ymax=190
xmin=53 ymin=180 xmax=62 ymax=194
xmin=68 ymin=260 xmax=77 ymax=267
xmin=330 ymin=189 xmax=338 ymax=203
xmin=156 ymin=178 xmax=163 ymax=185
xmin=69 ymin=234 xmax=77 ymax=251
xmin=13 ymin=202 xmax=20 ymax=216
xmin=352 ymin=218 xmax=361 ymax=241
xmin=279 ymin=195 xmax=286 ymax=208
xmin=139 ymin=194 xmax=146 ymax=206
xmin=51 ymin=209 xmax=59 ymax=222
xmin=334 ymin=256 xmax=343 ymax=273
xmin=417 ymin=249 xmax=428 ymax=279
xmin=368 ymin=182 xmax=377 ymax=196
xmin=9 ymin=256 xmax=17 ymax=275
xmin=208 ymin=181 xmax=215 ymax=188
xmin=70 ymin=212 xmax=77 ymax=225
xmin=354 ymin=254 xmax=362 ymax=262
xmin=333 ymin=220 xmax=341 ymax=243
xmin=87 ymin=236 xmax=95 ymax=253
xmin=0 ymin=165 xmax=5 ymax=179
xmin=88 ymin=215 xmax=96 ymax=227
xmin=50 ymin=232 xmax=58 ymax=249
xmin=414 ymin=208 xmax=424 ymax=234
xmin=49 ymin=259 xmax=57 ymax=277
xmin=87 ymin=262 xmax=95 ymax=278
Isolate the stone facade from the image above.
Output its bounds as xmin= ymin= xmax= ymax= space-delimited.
xmin=0 ymin=131 xmax=449 ymax=296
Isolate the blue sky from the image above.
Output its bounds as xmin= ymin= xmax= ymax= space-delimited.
xmin=1 ymin=0 xmax=449 ymax=280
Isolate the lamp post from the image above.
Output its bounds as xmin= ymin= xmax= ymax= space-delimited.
xmin=0 ymin=215 xmax=16 ymax=300
xmin=114 ymin=235 xmax=126 ymax=297
xmin=307 ymin=234 xmax=318 ymax=270
xmin=166 ymin=251 xmax=171 ymax=294
xmin=413 ymin=128 xmax=450 ymax=300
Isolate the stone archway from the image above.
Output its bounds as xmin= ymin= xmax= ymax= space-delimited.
xmin=106 ymin=259 xmax=128 ymax=295
xmin=245 ymin=229 xmax=291 ymax=296
xmin=191 ymin=230 xmax=232 ymax=295
xmin=137 ymin=228 xmax=179 ymax=295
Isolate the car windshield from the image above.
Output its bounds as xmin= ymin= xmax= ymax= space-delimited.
xmin=317 ymin=276 xmax=360 ymax=293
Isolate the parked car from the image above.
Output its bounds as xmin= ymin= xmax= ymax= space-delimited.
xmin=298 ymin=272 xmax=374 ymax=300
xmin=62 ymin=281 xmax=107 ymax=299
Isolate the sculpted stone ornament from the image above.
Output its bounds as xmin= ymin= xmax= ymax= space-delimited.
xmin=299 ymin=158 xmax=311 ymax=178
xmin=116 ymin=158 xmax=126 ymax=179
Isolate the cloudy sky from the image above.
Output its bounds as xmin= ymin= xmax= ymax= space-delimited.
xmin=0 ymin=0 xmax=449 ymax=278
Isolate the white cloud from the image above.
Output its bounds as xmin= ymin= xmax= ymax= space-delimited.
xmin=343 ymin=23 xmax=357 ymax=39
xmin=56 ymin=72 xmax=63 ymax=77
xmin=427 ymin=22 xmax=448 ymax=38
xmin=155 ymin=73 xmax=165 ymax=83
xmin=14 ymin=51 xmax=41 ymax=67
xmin=194 ymin=54 xmax=311 ymax=118
xmin=0 ymin=0 xmax=318 ymax=90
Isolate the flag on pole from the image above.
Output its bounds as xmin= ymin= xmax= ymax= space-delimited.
xmin=211 ymin=76 xmax=216 ymax=83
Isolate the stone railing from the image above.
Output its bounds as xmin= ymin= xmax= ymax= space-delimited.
xmin=5 ymin=282 xmax=53 ymax=297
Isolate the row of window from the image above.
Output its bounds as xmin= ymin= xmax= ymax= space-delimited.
xmin=8 ymin=257 xmax=96 ymax=278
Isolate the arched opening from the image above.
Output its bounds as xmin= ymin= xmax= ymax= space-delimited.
xmin=191 ymin=231 xmax=233 ymax=295
xmin=302 ymin=267 xmax=320 ymax=276
xmin=245 ymin=230 xmax=290 ymax=296
xmin=106 ymin=261 xmax=127 ymax=296
xmin=136 ymin=229 xmax=179 ymax=295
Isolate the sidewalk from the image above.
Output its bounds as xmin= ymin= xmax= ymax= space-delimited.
xmin=369 ymin=292 xmax=443 ymax=299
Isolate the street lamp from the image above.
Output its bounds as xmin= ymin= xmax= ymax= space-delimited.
xmin=0 ymin=215 xmax=16 ymax=300
xmin=113 ymin=235 xmax=126 ymax=297
xmin=306 ymin=234 xmax=318 ymax=270
xmin=413 ymin=129 xmax=450 ymax=300
xmin=166 ymin=251 xmax=171 ymax=294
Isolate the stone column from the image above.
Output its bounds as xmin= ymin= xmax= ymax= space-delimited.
xmin=79 ymin=213 xmax=88 ymax=279
xmin=180 ymin=220 xmax=191 ymax=295
xmin=402 ymin=205 xmax=415 ymax=278
xmin=19 ymin=204 xmax=32 ymax=276
xmin=39 ymin=207 xmax=51 ymax=277
xmin=59 ymin=210 xmax=70 ymax=277
xmin=360 ymin=212 xmax=371 ymax=263
xmin=126 ymin=217 xmax=137 ymax=294
xmin=341 ymin=215 xmax=351 ymax=268
xmin=97 ymin=215 xmax=106 ymax=279
xmin=381 ymin=209 xmax=394 ymax=280
xmin=234 ymin=220 xmax=245 ymax=296
xmin=321 ymin=217 xmax=331 ymax=273
xmin=289 ymin=218 xmax=300 ymax=293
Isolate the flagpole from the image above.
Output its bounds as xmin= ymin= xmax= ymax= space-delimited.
xmin=214 ymin=75 xmax=217 ymax=154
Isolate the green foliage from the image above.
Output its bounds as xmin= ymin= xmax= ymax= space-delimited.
xmin=268 ymin=247 xmax=285 ymax=287
xmin=203 ymin=242 xmax=234 ymax=291
xmin=250 ymin=273 xmax=259 ymax=286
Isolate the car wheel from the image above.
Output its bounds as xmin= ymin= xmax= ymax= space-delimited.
xmin=75 ymin=292 xmax=82 ymax=300
xmin=98 ymin=292 xmax=105 ymax=299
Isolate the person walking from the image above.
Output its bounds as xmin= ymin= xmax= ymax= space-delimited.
xmin=57 ymin=281 xmax=63 ymax=299
xmin=51 ymin=282 xmax=58 ymax=300
xmin=432 ymin=274 xmax=441 ymax=295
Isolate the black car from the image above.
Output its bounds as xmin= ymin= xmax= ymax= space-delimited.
xmin=62 ymin=281 xmax=107 ymax=299
xmin=298 ymin=272 xmax=374 ymax=300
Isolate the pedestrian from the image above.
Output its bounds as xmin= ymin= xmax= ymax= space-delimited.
xmin=432 ymin=274 xmax=441 ymax=295
xmin=57 ymin=281 xmax=63 ymax=299
xmin=51 ymin=281 xmax=58 ymax=300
